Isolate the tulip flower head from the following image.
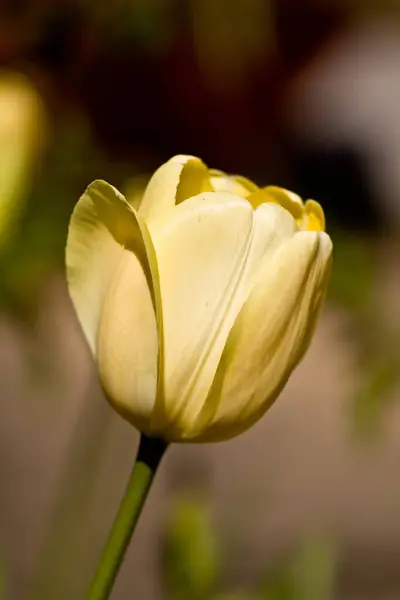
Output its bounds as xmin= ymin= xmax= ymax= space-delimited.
xmin=66 ymin=155 xmax=332 ymax=442
xmin=0 ymin=71 xmax=46 ymax=249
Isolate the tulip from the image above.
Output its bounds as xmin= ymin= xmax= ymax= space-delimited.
xmin=66 ymin=155 xmax=332 ymax=443
xmin=0 ymin=71 xmax=46 ymax=249
xmin=68 ymin=156 xmax=333 ymax=600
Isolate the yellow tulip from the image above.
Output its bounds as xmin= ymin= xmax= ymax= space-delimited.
xmin=0 ymin=71 xmax=46 ymax=249
xmin=66 ymin=155 xmax=332 ymax=442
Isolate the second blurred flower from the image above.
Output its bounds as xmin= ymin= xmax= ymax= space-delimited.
xmin=0 ymin=71 xmax=46 ymax=250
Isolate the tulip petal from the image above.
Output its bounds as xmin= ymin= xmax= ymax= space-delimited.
xmin=67 ymin=180 xmax=136 ymax=353
xmin=139 ymin=155 xmax=212 ymax=220
xmin=248 ymin=186 xmax=305 ymax=221
xmin=97 ymin=246 xmax=159 ymax=431
xmin=303 ymin=199 xmax=325 ymax=232
xmin=195 ymin=230 xmax=332 ymax=442
xmin=147 ymin=193 xmax=297 ymax=439
xmin=233 ymin=175 xmax=259 ymax=194
xmin=66 ymin=179 xmax=160 ymax=430
xmin=209 ymin=170 xmax=259 ymax=196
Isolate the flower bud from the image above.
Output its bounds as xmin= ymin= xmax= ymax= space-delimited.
xmin=66 ymin=155 xmax=332 ymax=442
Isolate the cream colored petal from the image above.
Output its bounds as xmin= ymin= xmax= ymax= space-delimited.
xmin=139 ymin=155 xmax=212 ymax=220
xmin=148 ymin=194 xmax=297 ymax=440
xmin=209 ymin=170 xmax=258 ymax=197
xmin=97 ymin=247 xmax=159 ymax=432
xmin=195 ymin=230 xmax=332 ymax=442
xmin=67 ymin=180 xmax=134 ymax=353
xmin=246 ymin=188 xmax=275 ymax=210
xmin=253 ymin=186 xmax=304 ymax=221
xmin=66 ymin=179 xmax=160 ymax=431
xmin=66 ymin=180 xmax=151 ymax=350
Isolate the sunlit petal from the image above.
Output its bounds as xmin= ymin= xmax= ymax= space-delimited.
xmin=196 ymin=231 xmax=332 ymax=442
xmin=66 ymin=180 xmax=160 ymax=429
xmin=148 ymin=194 xmax=297 ymax=440
xmin=139 ymin=155 xmax=212 ymax=220
xmin=209 ymin=170 xmax=258 ymax=197
xmin=257 ymin=186 xmax=304 ymax=220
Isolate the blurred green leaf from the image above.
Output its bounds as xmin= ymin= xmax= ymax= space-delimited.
xmin=258 ymin=568 xmax=294 ymax=600
xmin=212 ymin=594 xmax=251 ymax=600
xmin=328 ymin=231 xmax=374 ymax=314
xmin=291 ymin=539 xmax=335 ymax=600
xmin=163 ymin=495 xmax=219 ymax=600
xmin=353 ymin=354 xmax=400 ymax=438
xmin=259 ymin=539 xmax=335 ymax=600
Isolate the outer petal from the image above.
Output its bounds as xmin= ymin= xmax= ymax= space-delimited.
xmin=67 ymin=180 xmax=137 ymax=353
xmin=194 ymin=230 xmax=332 ymax=442
xmin=97 ymin=247 xmax=159 ymax=432
xmin=138 ymin=155 xmax=212 ymax=220
xmin=147 ymin=193 xmax=297 ymax=440
xmin=66 ymin=180 xmax=160 ymax=430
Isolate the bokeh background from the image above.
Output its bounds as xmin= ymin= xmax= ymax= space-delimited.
xmin=2 ymin=1 xmax=400 ymax=599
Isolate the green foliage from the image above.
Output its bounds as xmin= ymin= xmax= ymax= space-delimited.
xmin=163 ymin=495 xmax=219 ymax=600
xmin=327 ymin=230 xmax=374 ymax=315
xmin=352 ymin=355 xmax=400 ymax=438
xmin=163 ymin=498 xmax=335 ymax=600
xmin=259 ymin=539 xmax=335 ymax=600
xmin=327 ymin=229 xmax=400 ymax=439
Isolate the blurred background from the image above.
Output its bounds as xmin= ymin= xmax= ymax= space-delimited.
xmin=1 ymin=1 xmax=400 ymax=599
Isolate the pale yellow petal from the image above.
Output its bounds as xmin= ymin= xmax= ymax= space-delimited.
xmin=233 ymin=174 xmax=259 ymax=194
xmin=246 ymin=188 xmax=276 ymax=210
xmin=66 ymin=180 xmax=135 ymax=353
xmin=147 ymin=193 xmax=297 ymax=440
xmin=139 ymin=155 xmax=212 ymax=220
xmin=66 ymin=179 xmax=160 ymax=431
xmin=66 ymin=180 xmax=155 ymax=351
xmin=209 ymin=170 xmax=258 ymax=197
xmin=97 ymin=246 xmax=159 ymax=432
xmin=302 ymin=199 xmax=326 ymax=232
xmin=253 ymin=186 xmax=304 ymax=221
xmin=195 ymin=230 xmax=332 ymax=442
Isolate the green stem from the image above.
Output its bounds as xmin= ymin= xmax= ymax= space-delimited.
xmin=85 ymin=434 xmax=168 ymax=600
